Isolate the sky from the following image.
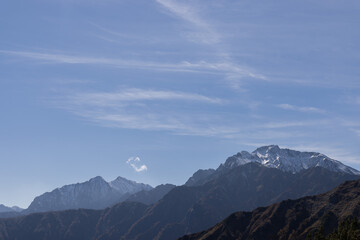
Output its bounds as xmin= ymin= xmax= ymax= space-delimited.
xmin=1 ymin=0 xmax=360 ymax=208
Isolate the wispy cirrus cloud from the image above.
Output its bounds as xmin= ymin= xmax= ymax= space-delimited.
xmin=67 ymin=88 xmax=223 ymax=106
xmin=260 ymin=120 xmax=322 ymax=129
xmin=56 ymin=88 xmax=228 ymax=134
xmin=0 ymin=50 xmax=175 ymax=70
xmin=0 ymin=50 xmax=264 ymax=81
xmin=126 ymin=157 xmax=148 ymax=172
xmin=156 ymin=0 xmax=220 ymax=45
xmin=155 ymin=0 xmax=266 ymax=88
xmin=276 ymin=103 xmax=325 ymax=114
xmin=0 ymin=1 xmax=267 ymax=89
xmin=91 ymin=23 xmax=166 ymax=45
xmin=52 ymin=87 xmax=330 ymax=141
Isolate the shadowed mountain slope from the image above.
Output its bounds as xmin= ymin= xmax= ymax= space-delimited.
xmin=124 ymin=184 xmax=176 ymax=205
xmin=0 ymin=202 xmax=148 ymax=240
xmin=122 ymin=163 xmax=360 ymax=240
xmin=179 ymin=179 xmax=360 ymax=240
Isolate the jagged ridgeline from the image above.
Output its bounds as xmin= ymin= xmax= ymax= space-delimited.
xmin=24 ymin=176 xmax=153 ymax=214
xmin=0 ymin=146 xmax=359 ymax=240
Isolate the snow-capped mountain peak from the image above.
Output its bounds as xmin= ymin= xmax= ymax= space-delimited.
xmin=221 ymin=145 xmax=360 ymax=175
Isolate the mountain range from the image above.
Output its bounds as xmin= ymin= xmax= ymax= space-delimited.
xmin=0 ymin=145 xmax=359 ymax=239
xmin=0 ymin=176 xmax=175 ymax=220
xmin=23 ymin=176 xmax=152 ymax=214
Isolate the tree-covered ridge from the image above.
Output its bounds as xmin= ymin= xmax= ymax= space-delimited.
xmin=307 ymin=217 xmax=360 ymax=240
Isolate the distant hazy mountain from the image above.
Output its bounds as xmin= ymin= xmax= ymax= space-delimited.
xmin=109 ymin=176 xmax=152 ymax=195
xmin=10 ymin=206 xmax=23 ymax=212
xmin=24 ymin=176 xmax=152 ymax=214
xmin=0 ymin=205 xmax=23 ymax=219
xmin=179 ymin=179 xmax=360 ymax=240
xmin=0 ymin=204 xmax=23 ymax=213
xmin=0 ymin=204 xmax=13 ymax=213
xmin=187 ymin=145 xmax=360 ymax=186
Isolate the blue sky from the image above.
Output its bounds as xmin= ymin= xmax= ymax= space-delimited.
xmin=1 ymin=0 xmax=360 ymax=208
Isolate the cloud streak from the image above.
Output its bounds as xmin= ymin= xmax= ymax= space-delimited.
xmin=0 ymin=50 xmax=264 ymax=81
xmin=156 ymin=0 xmax=220 ymax=44
xmin=67 ymin=88 xmax=223 ymax=106
xmin=126 ymin=157 xmax=148 ymax=172
xmin=155 ymin=0 xmax=266 ymax=88
xmin=53 ymin=87 xmax=331 ymax=142
xmin=276 ymin=103 xmax=325 ymax=114
xmin=260 ymin=120 xmax=320 ymax=129
xmin=56 ymin=88 xmax=229 ymax=134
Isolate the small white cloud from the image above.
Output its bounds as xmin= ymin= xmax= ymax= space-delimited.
xmin=126 ymin=157 xmax=148 ymax=172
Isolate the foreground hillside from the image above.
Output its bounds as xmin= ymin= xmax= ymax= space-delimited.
xmin=179 ymin=179 xmax=360 ymax=240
